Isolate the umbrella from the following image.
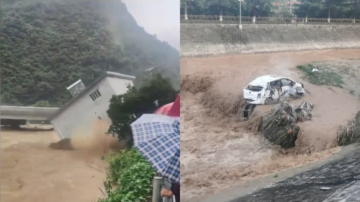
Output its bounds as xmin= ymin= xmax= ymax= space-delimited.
xmin=154 ymin=94 xmax=180 ymax=117
xmin=131 ymin=114 xmax=180 ymax=183
xmin=155 ymin=102 xmax=174 ymax=115
xmin=167 ymin=94 xmax=180 ymax=117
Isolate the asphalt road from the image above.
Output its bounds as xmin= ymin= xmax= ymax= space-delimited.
xmin=233 ymin=146 xmax=360 ymax=202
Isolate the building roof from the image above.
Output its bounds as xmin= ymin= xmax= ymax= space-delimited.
xmin=50 ymin=71 xmax=136 ymax=120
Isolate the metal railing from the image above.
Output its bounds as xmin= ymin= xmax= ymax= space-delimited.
xmin=181 ymin=15 xmax=360 ymax=25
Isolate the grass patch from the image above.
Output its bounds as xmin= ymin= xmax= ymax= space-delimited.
xmin=297 ymin=64 xmax=344 ymax=88
xmin=350 ymin=90 xmax=355 ymax=95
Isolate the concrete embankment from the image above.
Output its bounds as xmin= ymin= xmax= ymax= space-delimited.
xmin=180 ymin=24 xmax=360 ymax=57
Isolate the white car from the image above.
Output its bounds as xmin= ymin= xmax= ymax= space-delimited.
xmin=243 ymin=75 xmax=305 ymax=105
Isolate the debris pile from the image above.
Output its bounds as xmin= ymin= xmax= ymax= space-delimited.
xmin=49 ymin=138 xmax=74 ymax=150
xmin=337 ymin=111 xmax=360 ymax=146
xmin=281 ymin=85 xmax=306 ymax=100
xmin=261 ymin=101 xmax=314 ymax=148
xmin=296 ymin=101 xmax=314 ymax=122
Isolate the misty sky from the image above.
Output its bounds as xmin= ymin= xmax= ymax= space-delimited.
xmin=122 ymin=0 xmax=180 ymax=51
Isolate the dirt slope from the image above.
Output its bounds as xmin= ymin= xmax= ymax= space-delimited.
xmin=180 ymin=49 xmax=360 ymax=202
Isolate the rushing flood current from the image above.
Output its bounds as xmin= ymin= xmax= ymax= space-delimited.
xmin=180 ymin=49 xmax=360 ymax=202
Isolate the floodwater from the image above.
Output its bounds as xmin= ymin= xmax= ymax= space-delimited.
xmin=181 ymin=49 xmax=360 ymax=202
xmin=1 ymin=121 xmax=120 ymax=202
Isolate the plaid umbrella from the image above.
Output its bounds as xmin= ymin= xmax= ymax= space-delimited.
xmin=131 ymin=114 xmax=180 ymax=183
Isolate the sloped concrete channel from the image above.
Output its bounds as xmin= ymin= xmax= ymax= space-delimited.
xmin=233 ymin=145 xmax=360 ymax=202
xmin=196 ymin=145 xmax=360 ymax=202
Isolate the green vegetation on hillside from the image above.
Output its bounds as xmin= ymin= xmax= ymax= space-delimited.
xmin=0 ymin=1 xmax=179 ymax=106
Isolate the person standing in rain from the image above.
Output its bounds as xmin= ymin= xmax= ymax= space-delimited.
xmin=161 ymin=178 xmax=180 ymax=202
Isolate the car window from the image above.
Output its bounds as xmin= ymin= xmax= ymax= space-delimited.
xmin=281 ymin=79 xmax=292 ymax=86
xmin=270 ymin=80 xmax=281 ymax=87
xmin=247 ymin=85 xmax=263 ymax=92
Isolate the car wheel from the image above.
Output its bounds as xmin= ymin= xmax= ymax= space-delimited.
xmin=265 ymin=97 xmax=273 ymax=105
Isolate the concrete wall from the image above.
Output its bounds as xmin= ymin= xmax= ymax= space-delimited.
xmin=51 ymin=77 xmax=133 ymax=139
xmin=180 ymin=24 xmax=360 ymax=57
xmin=107 ymin=77 xmax=133 ymax=95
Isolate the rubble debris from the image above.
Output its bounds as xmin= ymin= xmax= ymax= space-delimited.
xmin=281 ymin=85 xmax=306 ymax=100
xmin=49 ymin=138 xmax=74 ymax=150
xmin=261 ymin=101 xmax=314 ymax=148
xmin=295 ymin=101 xmax=314 ymax=122
xmin=312 ymin=68 xmax=319 ymax=73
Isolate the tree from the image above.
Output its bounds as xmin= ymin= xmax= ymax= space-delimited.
xmin=274 ymin=0 xmax=294 ymax=18
xmin=293 ymin=0 xmax=322 ymax=18
xmin=107 ymin=73 xmax=177 ymax=147
xmin=180 ymin=0 xmax=188 ymax=16
xmin=180 ymin=0 xmax=359 ymax=18
xmin=322 ymin=0 xmax=343 ymax=19
xmin=244 ymin=0 xmax=275 ymax=17
xmin=180 ymin=0 xmax=241 ymax=16
xmin=203 ymin=0 xmax=238 ymax=16
xmin=181 ymin=0 xmax=205 ymax=15
xmin=343 ymin=0 xmax=360 ymax=18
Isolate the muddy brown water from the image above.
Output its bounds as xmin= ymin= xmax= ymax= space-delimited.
xmin=181 ymin=49 xmax=360 ymax=202
xmin=1 ymin=121 xmax=121 ymax=202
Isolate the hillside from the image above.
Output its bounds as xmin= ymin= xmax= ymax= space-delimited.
xmin=0 ymin=1 xmax=180 ymax=106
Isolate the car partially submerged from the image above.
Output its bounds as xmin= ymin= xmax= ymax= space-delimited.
xmin=244 ymin=75 xmax=305 ymax=105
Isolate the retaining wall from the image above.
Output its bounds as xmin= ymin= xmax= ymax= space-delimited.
xmin=180 ymin=24 xmax=360 ymax=57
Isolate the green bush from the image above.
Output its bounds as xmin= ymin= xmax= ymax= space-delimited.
xmin=99 ymin=149 xmax=156 ymax=202
xmin=105 ymin=149 xmax=151 ymax=184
